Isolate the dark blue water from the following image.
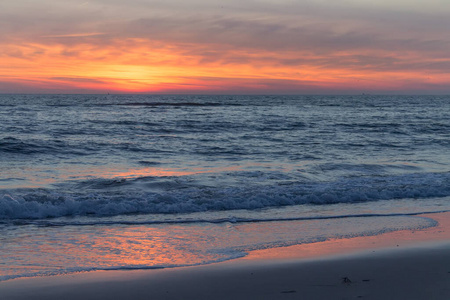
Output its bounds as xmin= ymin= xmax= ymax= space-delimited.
xmin=1 ymin=94 xmax=449 ymax=281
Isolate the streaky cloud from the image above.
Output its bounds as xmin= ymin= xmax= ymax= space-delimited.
xmin=41 ymin=33 xmax=106 ymax=38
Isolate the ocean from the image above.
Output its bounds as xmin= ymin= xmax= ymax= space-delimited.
xmin=1 ymin=94 xmax=449 ymax=281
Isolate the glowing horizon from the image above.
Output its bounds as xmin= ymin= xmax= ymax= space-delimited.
xmin=1 ymin=1 xmax=450 ymax=94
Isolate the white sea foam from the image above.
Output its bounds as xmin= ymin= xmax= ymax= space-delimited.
xmin=1 ymin=171 xmax=449 ymax=220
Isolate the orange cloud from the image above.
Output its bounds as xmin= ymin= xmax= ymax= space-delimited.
xmin=1 ymin=0 xmax=450 ymax=93
xmin=1 ymin=36 xmax=449 ymax=94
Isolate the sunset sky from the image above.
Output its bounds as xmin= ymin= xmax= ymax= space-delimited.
xmin=1 ymin=0 xmax=449 ymax=94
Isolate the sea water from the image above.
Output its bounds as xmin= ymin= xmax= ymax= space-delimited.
xmin=1 ymin=94 xmax=449 ymax=281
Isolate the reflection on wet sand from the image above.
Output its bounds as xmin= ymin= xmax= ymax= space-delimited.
xmin=244 ymin=212 xmax=450 ymax=262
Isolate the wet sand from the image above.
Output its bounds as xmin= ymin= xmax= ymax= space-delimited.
xmin=1 ymin=212 xmax=450 ymax=300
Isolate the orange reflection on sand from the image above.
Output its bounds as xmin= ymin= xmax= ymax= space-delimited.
xmin=245 ymin=212 xmax=450 ymax=262
xmin=75 ymin=225 xmax=207 ymax=267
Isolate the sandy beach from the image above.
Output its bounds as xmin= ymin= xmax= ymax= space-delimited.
xmin=1 ymin=212 xmax=450 ymax=300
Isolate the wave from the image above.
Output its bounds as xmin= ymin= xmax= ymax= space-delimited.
xmin=1 ymin=172 xmax=450 ymax=220
xmin=8 ymin=210 xmax=449 ymax=227
xmin=115 ymin=102 xmax=222 ymax=107
xmin=0 ymin=137 xmax=89 ymax=156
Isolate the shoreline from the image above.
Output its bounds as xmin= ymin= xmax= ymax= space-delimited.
xmin=243 ymin=211 xmax=450 ymax=262
xmin=1 ymin=212 xmax=450 ymax=299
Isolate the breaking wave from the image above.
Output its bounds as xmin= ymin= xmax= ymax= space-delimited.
xmin=1 ymin=171 xmax=449 ymax=220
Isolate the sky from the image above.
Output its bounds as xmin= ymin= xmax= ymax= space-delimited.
xmin=1 ymin=0 xmax=449 ymax=94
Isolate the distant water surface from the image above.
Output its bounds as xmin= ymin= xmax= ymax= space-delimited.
xmin=1 ymin=94 xmax=449 ymax=281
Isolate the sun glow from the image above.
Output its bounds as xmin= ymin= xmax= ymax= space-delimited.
xmin=1 ymin=36 xmax=449 ymax=93
xmin=1 ymin=0 xmax=450 ymax=94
